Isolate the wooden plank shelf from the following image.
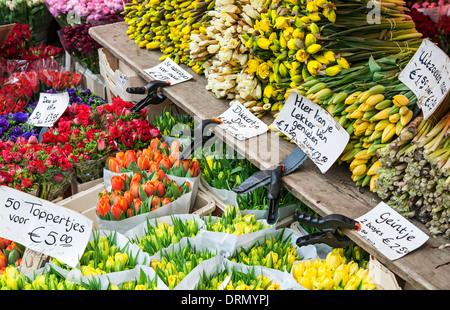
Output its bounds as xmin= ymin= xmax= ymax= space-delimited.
xmin=90 ymin=22 xmax=450 ymax=290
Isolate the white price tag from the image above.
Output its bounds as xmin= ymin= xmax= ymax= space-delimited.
xmin=0 ymin=186 xmax=93 ymax=267
xmin=399 ymin=39 xmax=450 ymax=120
xmin=144 ymin=58 xmax=192 ymax=85
xmin=273 ymin=91 xmax=350 ymax=173
xmin=118 ymin=74 xmax=128 ymax=88
xmin=356 ymin=202 xmax=429 ymax=260
xmin=27 ymin=92 xmax=70 ymax=127
xmin=216 ymin=101 xmax=268 ymax=140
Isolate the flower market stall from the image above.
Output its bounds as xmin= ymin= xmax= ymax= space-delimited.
xmin=0 ymin=0 xmax=449 ymax=294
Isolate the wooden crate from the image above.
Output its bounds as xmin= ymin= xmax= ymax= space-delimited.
xmin=70 ymin=178 xmax=103 ymax=195
xmin=57 ymin=182 xmax=216 ymax=229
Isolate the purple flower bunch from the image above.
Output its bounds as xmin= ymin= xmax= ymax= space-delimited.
xmin=59 ymin=23 xmax=102 ymax=73
xmin=60 ymin=23 xmax=101 ymax=56
xmin=45 ymin=86 xmax=106 ymax=108
xmin=0 ymin=112 xmax=39 ymax=142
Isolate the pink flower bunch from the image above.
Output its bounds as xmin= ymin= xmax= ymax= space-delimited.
xmin=412 ymin=0 xmax=448 ymax=9
xmin=45 ymin=0 xmax=129 ymax=24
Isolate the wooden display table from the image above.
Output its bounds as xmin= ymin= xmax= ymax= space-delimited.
xmin=90 ymin=22 xmax=450 ymax=290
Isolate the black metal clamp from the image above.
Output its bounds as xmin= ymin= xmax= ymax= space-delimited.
xmin=294 ymin=211 xmax=361 ymax=248
xmin=178 ymin=118 xmax=223 ymax=160
xmin=267 ymin=165 xmax=284 ymax=225
xmin=127 ymin=80 xmax=171 ymax=113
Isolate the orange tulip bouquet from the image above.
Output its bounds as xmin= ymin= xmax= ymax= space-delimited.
xmin=104 ymin=138 xmax=200 ymax=179
xmin=102 ymin=138 xmax=201 ymax=215
xmin=96 ymin=169 xmax=193 ymax=233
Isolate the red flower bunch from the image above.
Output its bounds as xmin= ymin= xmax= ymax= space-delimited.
xmin=97 ymin=97 xmax=161 ymax=151
xmin=0 ymin=136 xmax=37 ymax=166
xmin=105 ymin=138 xmax=201 ymax=178
xmin=37 ymin=70 xmax=82 ymax=91
xmin=0 ymin=71 xmax=39 ymax=115
xmin=0 ymin=163 xmax=37 ymax=194
xmin=409 ymin=8 xmax=438 ymax=38
xmin=26 ymin=143 xmax=73 ymax=175
xmin=97 ymin=170 xmax=191 ymax=220
xmin=24 ymin=45 xmax=64 ymax=60
xmin=0 ymin=23 xmax=32 ymax=60
xmin=42 ymin=102 xmax=118 ymax=160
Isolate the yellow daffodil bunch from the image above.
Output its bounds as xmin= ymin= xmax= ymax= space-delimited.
xmin=292 ymin=248 xmax=376 ymax=290
xmin=272 ymin=53 xmax=417 ymax=190
xmin=230 ymin=228 xmax=301 ymax=272
xmin=196 ymin=267 xmax=280 ymax=290
xmin=24 ymin=269 xmax=84 ymax=290
xmin=151 ymin=240 xmax=217 ymax=289
xmin=135 ymin=216 xmax=200 ymax=256
xmin=108 ymin=269 xmax=159 ymax=290
xmin=51 ymin=232 xmax=140 ymax=276
xmin=0 ymin=266 xmax=26 ymax=290
xmin=203 ymin=205 xmax=271 ymax=235
xmin=123 ymin=0 xmax=215 ymax=69
xmin=225 ymin=268 xmax=280 ymax=290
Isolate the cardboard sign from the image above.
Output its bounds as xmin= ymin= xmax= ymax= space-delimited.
xmin=273 ymin=91 xmax=350 ymax=173
xmin=28 ymin=92 xmax=70 ymax=127
xmin=144 ymin=58 xmax=192 ymax=85
xmin=216 ymin=101 xmax=269 ymax=140
xmin=355 ymin=202 xmax=429 ymax=260
xmin=0 ymin=186 xmax=93 ymax=267
xmin=399 ymin=39 xmax=450 ymax=120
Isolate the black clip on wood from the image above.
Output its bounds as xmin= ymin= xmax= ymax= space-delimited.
xmin=293 ymin=211 xmax=361 ymax=248
xmin=127 ymin=80 xmax=171 ymax=113
xmin=178 ymin=118 xmax=222 ymax=161
xmin=267 ymin=164 xmax=284 ymax=225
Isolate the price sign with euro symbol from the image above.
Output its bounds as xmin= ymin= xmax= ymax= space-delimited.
xmin=0 ymin=186 xmax=93 ymax=267
xmin=399 ymin=39 xmax=450 ymax=120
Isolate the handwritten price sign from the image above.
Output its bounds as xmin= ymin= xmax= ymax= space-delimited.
xmin=356 ymin=202 xmax=428 ymax=260
xmin=273 ymin=91 xmax=349 ymax=173
xmin=144 ymin=58 xmax=192 ymax=85
xmin=28 ymin=92 xmax=70 ymax=127
xmin=399 ymin=39 xmax=450 ymax=120
xmin=0 ymin=186 xmax=93 ymax=267
xmin=216 ymin=101 xmax=268 ymax=140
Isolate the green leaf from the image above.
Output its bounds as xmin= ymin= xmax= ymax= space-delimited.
xmin=368 ymin=55 xmax=381 ymax=74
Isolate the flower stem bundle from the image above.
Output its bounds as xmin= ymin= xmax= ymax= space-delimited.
xmin=374 ymin=113 xmax=450 ymax=238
